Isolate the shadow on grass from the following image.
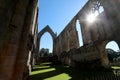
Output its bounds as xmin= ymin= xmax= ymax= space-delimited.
xmin=32 ymin=67 xmax=51 ymax=71
xmin=30 ymin=62 xmax=120 ymax=80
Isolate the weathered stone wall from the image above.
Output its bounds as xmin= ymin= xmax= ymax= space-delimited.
xmin=77 ymin=0 xmax=120 ymax=45
xmin=76 ymin=1 xmax=108 ymax=45
xmin=12 ymin=0 xmax=38 ymax=79
xmin=100 ymin=0 xmax=120 ymax=45
xmin=60 ymin=41 xmax=109 ymax=69
xmin=55 ymin=17 xmax=79 ymax=60
xmin=0 ymin=0 xmax=38 ymax=80
xmin=55 ymin=0 xmax=120 ymax=69
xmin=27 ymin=6 xmax=38 ymax=74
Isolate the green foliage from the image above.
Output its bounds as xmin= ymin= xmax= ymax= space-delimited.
xmin=106 ymin=48 xmax=120 ymax=62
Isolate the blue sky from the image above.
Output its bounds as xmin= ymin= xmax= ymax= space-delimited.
xmin=38 ymin=0 xmax=88 ymax=52
xmin=38 ymin=0 xmax=119 ymax=52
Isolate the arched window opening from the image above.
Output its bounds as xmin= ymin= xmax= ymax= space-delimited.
xmin=76 ymin=20 xmax=83 ymax=47
xmin=99 ymin=6 xmax=104 ymax=13
xmin=92 ymin=1 xmax=104 ymax=17
xmin=40 ymin=32 xmax=53 ymax=57
xmin=86 ymin=5 xmax=104 ymax=23
xmin=105 ymin=41 xmax=120 ymax=67
xmin=106 ymin=41 xmax=119 ymax=52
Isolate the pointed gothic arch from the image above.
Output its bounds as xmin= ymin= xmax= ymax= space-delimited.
xmin=38 ymin=25 xmax=56 ymax=40
xmin=38 ymin=25 xmax=56 ymax=57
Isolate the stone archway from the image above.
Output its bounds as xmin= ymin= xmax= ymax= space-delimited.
xmin=38 ymin=25 xmax=56 ymax=58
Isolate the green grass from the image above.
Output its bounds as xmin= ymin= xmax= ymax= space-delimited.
xmin=30 ymin=62 xmax=120 ymax=80
xmin=112 ymin=66 xmax=120 ymax=69
xmin=30 ymin=62 xmax=71 ymax=80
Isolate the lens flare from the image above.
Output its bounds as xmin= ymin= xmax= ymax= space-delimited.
xmin=86 ymin=14 xmax=96 ymax=23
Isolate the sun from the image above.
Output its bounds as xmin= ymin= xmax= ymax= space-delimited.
xmin=86 ymin=14 xmax=96 ymax=23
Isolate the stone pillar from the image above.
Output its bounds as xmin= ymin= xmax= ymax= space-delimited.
xmin=37 ymin=38 xmax=40 ymax=58
xmin=0 ymin=0 xmax=30 ymax=79
xmin=97 ymin=41 xmax=110 ymax=68
xmin=11 ymin=0 xmax=38 ymax=80
xmin=27 ymin=51 xmax=32 ymax=73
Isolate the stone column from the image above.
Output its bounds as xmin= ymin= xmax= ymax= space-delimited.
xmin=97 ymin=41 xmax=110 ymax=68
xmin=0 ymin=0 xmax=29 ymax=79
xmin=11 ymin=0 xmax=38 ymax=80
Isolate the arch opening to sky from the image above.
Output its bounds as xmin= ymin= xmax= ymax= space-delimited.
xmin=40 ymin=32 xmax=53 ymax=53
xmin=106 ymin=41 xmax=119 ymax=52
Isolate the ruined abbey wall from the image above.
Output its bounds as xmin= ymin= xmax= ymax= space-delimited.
xmin=77 ymin=0 xmax=120 ymax=45
xmin=54 ymin=0 xmax=120 ymax=68
xmin=55 ymin=17 xmax=79 ymax=59
xmin=0 ymin=0 xmax=38 ymax=79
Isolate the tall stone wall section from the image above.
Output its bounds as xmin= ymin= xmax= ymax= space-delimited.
xmin=60 ymin=40 xmax=109 ymax=69
xmin=55 ymin=0 xmax=120 ymax=69
xmin=100 ymin=0 xmax=120 ymax=45
xmin=0 ymin=0 xmax=38 ymax=80
xmin=55 ymin=17 xmax=79 ymax=60
xmin=76 ymin=0 xmax=120 ymax=46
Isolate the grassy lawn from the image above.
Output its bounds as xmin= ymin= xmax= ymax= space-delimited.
xmin=112 ymin=66 xmax=120 ymax=69
xmin=30 ymin=62 xmax=71 ymax=80
xmin=30 ymin=62 xmax=120 ymax=80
